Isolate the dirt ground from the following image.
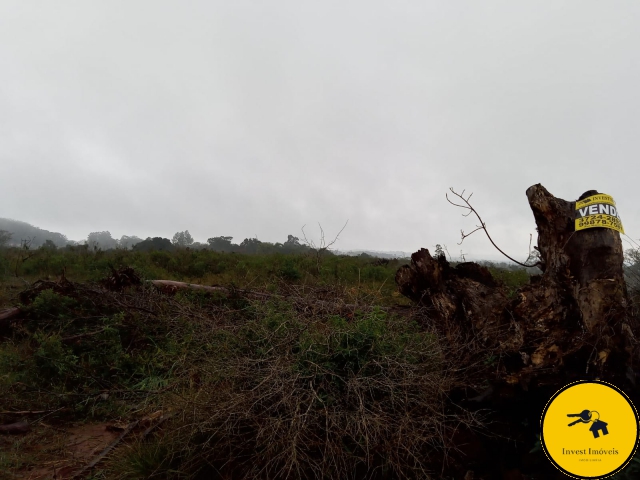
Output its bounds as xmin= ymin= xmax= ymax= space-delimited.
xmin=2 ymin=421 xmax=120 ymax=479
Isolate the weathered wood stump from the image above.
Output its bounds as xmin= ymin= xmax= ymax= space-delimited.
xmin=396 ymin=184 xmax=637 ymax=387
xmin=512 ymin=185 xmax=633 ymax=386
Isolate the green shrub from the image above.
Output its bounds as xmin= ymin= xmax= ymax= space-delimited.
xmin=0 ymin=253 xmax=9 ymax=277
xmin=361 ymin=265 xmax=388 ymax=282
xmin=34 ymin=333 xmax=78 ymax=380
xmin=27 ymin=289 xmax=78 ymax=319
xmin=107 ymin=439 xmax=184 ymax=480
xmin=487 ymin=266 xmax=530 ymax=296
xmin=150 ymin=251 xmax=172 ymax=269
xmin=278 ymin=258 xmax=302 ymax=281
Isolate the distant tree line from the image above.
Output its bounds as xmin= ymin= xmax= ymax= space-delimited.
xmin=82 ymin=229 xmax=314 ymax=255
xmin=131 ymin=231 xmax=312 ymax=255
xmin=76 ymin=231 xmax=312 ymax=255
xmin=0 ymin=219 xmax=316 ymax=256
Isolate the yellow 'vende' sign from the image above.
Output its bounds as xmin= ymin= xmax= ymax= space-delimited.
xmin=541 ymin=380 xmax=639 ymax=479
xmin=575 ymin=194 xmax=624 ymax=234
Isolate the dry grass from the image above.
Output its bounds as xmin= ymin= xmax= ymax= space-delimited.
xmin=1 ymin=271 xmax=489 ymax=479
xmin=123 ymin=290 xmax=488 ymax=479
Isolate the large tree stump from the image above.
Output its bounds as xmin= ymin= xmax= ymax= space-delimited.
xmin=526 ymin=185 xmax=628 ymax=331
xmin=512 ymin=185 xmax=633 ymax=385
xmin=396 ymin=184 xmax=637 ymax=387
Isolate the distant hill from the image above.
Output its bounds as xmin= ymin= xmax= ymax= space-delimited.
xmin=0 ymin=218 xmax=69 ymax=248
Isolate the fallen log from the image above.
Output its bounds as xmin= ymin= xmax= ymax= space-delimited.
xmin=0 ymin=307 xmax=21 ymax=322
xmin=0 ymin=421 xmax=30 ymax=435
xmin=148 ymin=280 xmax=390 ymax=314
xmin=396 ymin=252 xmax=509 ymax=346
xmin=150 ymin=280 xmax=272 ymax=299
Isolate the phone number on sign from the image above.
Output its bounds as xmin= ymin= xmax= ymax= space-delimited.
xmin=576 ymin=216 xmax=622 ymax=229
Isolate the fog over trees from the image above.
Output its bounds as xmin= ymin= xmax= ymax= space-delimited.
xmin=0 ymin=218 xmax=69 ymax=248
xmin=87 ymin=231 xmax=118 ymax=250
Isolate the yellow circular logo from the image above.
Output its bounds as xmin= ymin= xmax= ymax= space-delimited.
xmin=541 ymin=380 xmax=639 ymax=478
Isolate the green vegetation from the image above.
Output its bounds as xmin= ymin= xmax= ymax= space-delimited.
xmin=0 ymin=244 xmax=544 ymax=478
xmin=0 ymin=245 xmax=410 ymax=303
xmin=485 ymin=264 xmax=530 ymax=297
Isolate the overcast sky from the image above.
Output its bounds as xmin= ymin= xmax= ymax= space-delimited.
xmin=1 ymin=1 xmax=639 ymax=261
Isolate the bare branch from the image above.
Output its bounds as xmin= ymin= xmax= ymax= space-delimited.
xmin=448 ymin=187 xmax=540 ymax=268
xmin=457 ymin=226 xmax=484 ymax=244
xmin=324 ymin=220 xmax=349 ymax=250
xmin=300 ymin=224 xmax=314 ymax=249
xmin=300 ymin=221 xmax=349 ymax=274
xmin=13 ymin=238 xmax=39 ymax=277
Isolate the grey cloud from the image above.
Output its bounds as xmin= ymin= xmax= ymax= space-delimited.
xmin=1 ymin=1 xmax=639 ymax=260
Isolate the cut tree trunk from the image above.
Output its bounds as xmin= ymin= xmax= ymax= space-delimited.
xmin=396 ymin=184 xmax=637 ymax=387
xmin=511 ymin=185 xmax=634 ymax=385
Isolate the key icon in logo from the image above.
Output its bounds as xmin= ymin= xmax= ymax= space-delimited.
xmin=566 ymin=410 xmax=609 ymax=438
xmin=567 ymin=409 xmax=592 ymax=426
